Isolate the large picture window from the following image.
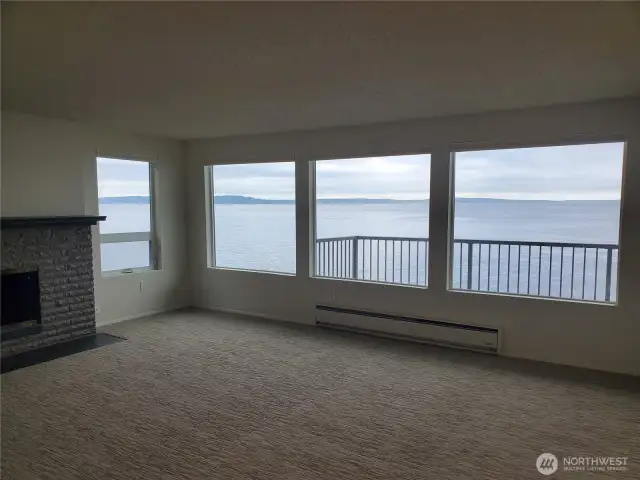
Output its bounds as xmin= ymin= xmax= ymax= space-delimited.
xmin=450 ymin=142 xmax=624 ymax=303
xmin=209 ymin=162 xmax=296 ymax=274
xmin=97 ymin=157 xmax=157 ymax=273
xmin=313 ymin=154 xmax=431 ymax=286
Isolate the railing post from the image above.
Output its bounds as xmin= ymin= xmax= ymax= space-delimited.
xmin=604 ymin=247 xmax=613 ymax=302
xmin=351 ymin=237 xmax=358 ymax=279
xmin=466 ymin=242 xmax=473 ymax=290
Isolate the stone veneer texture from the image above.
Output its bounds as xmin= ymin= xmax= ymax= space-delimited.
xmin=1 ymin=225 xmax=96 ymax=357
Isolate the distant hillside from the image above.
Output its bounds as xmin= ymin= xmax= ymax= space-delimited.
xmin=213 ymin=195 xmax=291 ymax=204
xmin=454 ymin=198 xmax=620 ymax=204
xmin=211 ymin=196 xmax=618 ymax=205
xmin=212 ymin=195 xmax=424 ymax=204
xmin=98 ymin=195 xmax=619 ymax=205
xmin=99 ymin=196 xmax=150 ymax=204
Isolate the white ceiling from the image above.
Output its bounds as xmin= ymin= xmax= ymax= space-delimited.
xmin=2 ymin=2 xmax=639 ymax=139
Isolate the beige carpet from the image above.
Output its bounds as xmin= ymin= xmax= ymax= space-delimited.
xmin=2 ymin=309 xmax=639 ymax=479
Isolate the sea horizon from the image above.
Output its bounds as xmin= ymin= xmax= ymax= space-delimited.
xmin=99 ymin=195 xmax=620 ymax=204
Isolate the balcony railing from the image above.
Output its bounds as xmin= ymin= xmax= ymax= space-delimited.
xmin=315 ymin=236 xmax=619 ymax=303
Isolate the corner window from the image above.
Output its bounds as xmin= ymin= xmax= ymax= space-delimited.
xmin=97 ymin=157 xmax=158 ymax=273
xmin=450 ymin=142 xmax=624 ymax=303
xmin=313 ymin=154 xmax=431 ymax=286
xmin=208 ymin=162 xmax=296 ymax=274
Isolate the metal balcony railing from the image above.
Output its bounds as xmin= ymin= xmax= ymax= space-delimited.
xmin=315 ymin=236 xmax=619 ymax=302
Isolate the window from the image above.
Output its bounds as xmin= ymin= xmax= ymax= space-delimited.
xmin=97 ymin=157 xmax=157 ymax=273
xmin=313 ymin=154 xmax=431 ymax=286
xmin=208 ymin=162 xmax=296 ymax=274
xmin=450 ymin=142 xmax=624 ymax=303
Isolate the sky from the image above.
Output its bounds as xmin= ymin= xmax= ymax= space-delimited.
xmin=454 ymin=142 xmax=624 ymax=200
xmin=98 ymin=142 xmax=625 ymax=201
xmin=97 ymin=157 xmax=150 ymax=198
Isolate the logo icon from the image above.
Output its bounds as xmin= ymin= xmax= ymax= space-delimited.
xmin=536 ymin=453 xmax=558 ymax=475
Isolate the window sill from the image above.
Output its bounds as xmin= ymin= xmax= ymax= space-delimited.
xmin=208 ymin=266 xmax=296 ymax=277
xmin=447 ymin=287 xmax=617 ymax=306
xmin=311 ymin=275 xmax=428 ymax=290
xmin=101 ymin=267 xmax=158 ymax=278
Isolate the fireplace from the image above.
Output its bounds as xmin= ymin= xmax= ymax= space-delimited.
xmin=1 ymin=215 xmax=105 ymax=358
xmin=1 ymin=270 xmax=43 ymax=341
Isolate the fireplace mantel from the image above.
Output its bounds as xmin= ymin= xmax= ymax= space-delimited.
xmin=1 ymin=216 xmax=106 ymax=229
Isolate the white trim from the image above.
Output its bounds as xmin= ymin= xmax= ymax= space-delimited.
xmin=449 ymin=133 xmax=627 ymax=153
xmin=309 ymin=153 xmax=432 ymax=283
xmin=96 ymin=156 xmax=160 ymax=272
xmin=448 ymin=286 xmax=618 ymax=307
xmin=100 ymin=232 xmax=151 ymax=243
xmin=445 ymin=140 xmax=626 ymax=303
xmin=310 ymin=274 xmax=427 ymax=289
xmin=96 ymin=153 xmax=155 ymax=164
xmin=295 ymin=159 xmax=311 ymax=282
xmin=149 ymin=162 xmax=162 ymax=270
xmin=204 ymin=165 xmax=216 ymax=268
xmin=208 ymin=265 xmax=296 ymax=277
xmin=207 ymin=161 xmax=296 ymax=272
xmin=311 ymin=149 xmax=433 ymax=164
xmin=101 ymin=266 xmax=152 ymax=276
xmin=446 ymin=149 xmax=457 ymax=291
xmin=309 ymin=160 xmax=318 ymax=278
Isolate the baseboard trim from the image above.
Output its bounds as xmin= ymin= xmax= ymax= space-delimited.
xmin=96 ymin=306 xmax=188 ymax=327
xmin=202 ymin=306 xmax=312 ymax=326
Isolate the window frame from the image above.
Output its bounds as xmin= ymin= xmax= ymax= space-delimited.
xmin=206 ymin=161 xmax=297 ymax=276
xmin=446 ymin=135 xmax=627 ymax=304
xmin=97 ymin=157 xmax=160 ymax=275
xmin=309 ymin=151 xmax=432 ymax=288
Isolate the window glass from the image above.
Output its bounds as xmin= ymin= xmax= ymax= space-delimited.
xmin=210 ymin=162 xmax=296 ymax=274
xmin=97 ymin=157 xmax=153 ymax=272
xmin=450 ymin=142 xmax=624 ymax=303
xmin=100 ymin=242 xmax=150 ymax=271
xmin=314 ymin=154 xmax=431 ymax=286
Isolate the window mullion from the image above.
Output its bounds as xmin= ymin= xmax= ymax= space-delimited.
xmin=427 ymin=143 xmax=453 ymax=294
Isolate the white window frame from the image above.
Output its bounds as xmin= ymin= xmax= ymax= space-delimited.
xmin=205 ymin=165 xmax=216 ymax=269
xmin=310 ymin=152 xmax=432 ymax=288
xmin=447 ymin=135 xmax=627 ymax=304
xmin=98 ymin=157 xmax=161 ymax=275
xmin=205 ymin=162 xmax=297 ymax=275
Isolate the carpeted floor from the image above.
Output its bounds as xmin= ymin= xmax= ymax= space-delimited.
xmin=2 ymin=309 xmax=639 ymax=479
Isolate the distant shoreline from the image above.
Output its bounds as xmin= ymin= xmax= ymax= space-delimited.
xmin=99 ymin=195 xmax=619 ymax=205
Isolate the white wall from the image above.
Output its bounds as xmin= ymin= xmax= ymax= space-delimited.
xmin=187 ymin=98 xmax=640 ymax=376
xmin=1 ymin=111 xmax=190 ymax=325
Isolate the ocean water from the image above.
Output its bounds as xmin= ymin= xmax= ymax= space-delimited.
xmin=99 ymin=203 xmax=151 ymax=272
xmin=99 ymin=200 xmax=621 ymax=301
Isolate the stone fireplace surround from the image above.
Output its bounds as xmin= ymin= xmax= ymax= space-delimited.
xmin=1 ymin=216 xmax=104 ymax=358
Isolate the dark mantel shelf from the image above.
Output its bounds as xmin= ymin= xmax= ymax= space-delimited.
xmin=1 ymin=215 xmax=106 ymax=229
